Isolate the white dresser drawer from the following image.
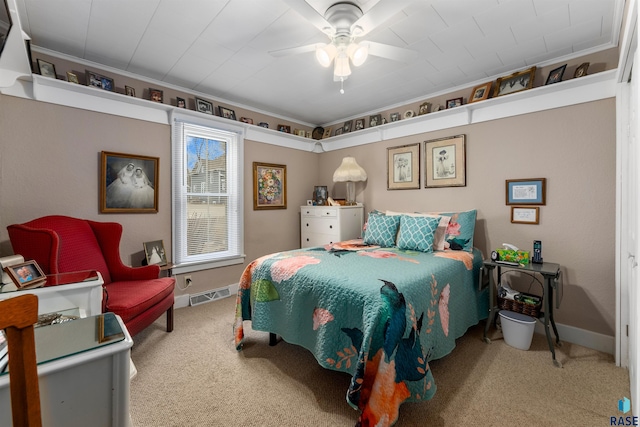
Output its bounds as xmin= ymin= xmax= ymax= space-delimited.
xmin=300 ymin=205 xmax=363 ymax=248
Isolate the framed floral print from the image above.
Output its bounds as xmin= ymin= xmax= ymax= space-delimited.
xmin=253 ymin=162 xmax=287 ymax=210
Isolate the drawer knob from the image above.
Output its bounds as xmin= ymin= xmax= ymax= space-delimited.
xmin=306 ymin=238 xmax=309 ymax=241
xmin=329 ymin=225 xmax=333 ymax=229
xmin=306 ymin=223 xmax=309 ymax=227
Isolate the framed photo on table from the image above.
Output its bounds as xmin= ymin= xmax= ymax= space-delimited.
xmin=4 ymin=260 xmax=46 ymax=289
xmin=100 ymin=151 xmax=159 ymax=213
xmin=494 ymin=66 xmax=536 ymax=97
xmin=143 ymin=240 xmax=167 ymax=266
xmin=387 ymin=143 xmax=420 ymax=190
xmin=425 ymin=135 xmax=466 ymax=188
xmin=253 ymin=162 xmax=287 ymax=210
xmin=506 ymin=178 xmax=546 ymax=205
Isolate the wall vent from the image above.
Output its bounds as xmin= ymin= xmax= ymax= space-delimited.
xmin=189 ymin=286 xmax=231 ymax=306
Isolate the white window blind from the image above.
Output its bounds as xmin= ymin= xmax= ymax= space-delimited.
xmin=172 ymin=115 xmax=244 ymax=273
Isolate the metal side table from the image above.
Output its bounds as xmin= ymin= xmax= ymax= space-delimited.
xmin=482 ymin=260 xmax=563 ymax=367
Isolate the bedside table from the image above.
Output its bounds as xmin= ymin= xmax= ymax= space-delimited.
xmin=483 ymin=260 xmax=563 ymax=367
xmin=300 ymin=205 xmax=364 ymax=248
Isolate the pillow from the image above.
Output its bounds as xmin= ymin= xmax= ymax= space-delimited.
xmin=386 ymin=210 xmax=450 ymax=251
xmin=428 ymin=209 xmax=477 ymax=252
xmin=363 ymin=212 xmax=400 ymax=247
xmin=396 ymin=215 xmax=441 ymax=252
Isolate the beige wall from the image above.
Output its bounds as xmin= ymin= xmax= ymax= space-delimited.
xmin=0 ymin=92 xmax=616 ymax=336
xmin=321 ymin=99 xmax=616 ymax=336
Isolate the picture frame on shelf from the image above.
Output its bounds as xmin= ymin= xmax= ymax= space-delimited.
xmin=176 ymin=97 xmax=186 ymax=108
xmin=125 ymin=86 xmax=136 ymax=97
xmin=37 ymin=58 xmax=56 ymax=78
xmin=387 ymin=143 xmax=420 ymax=190
xmin=100 ymin=151 xmax=159 ymax=213
xmin=343 ymin=120 xmax=352 ymax=133
xmin=86 ymin=70 xmax=114 ymax=91
xmin=574 ymin=62 xmax=589 ymax=78
xmin=219 ymin=106 xmax=237 ymax=120
xmin=355 ymin=118 xmax=365 ymax=130
xmin=469 ymin=81 xmax=492 ymax=103
xmin=277 ymin=124 xmax=291 ymax=133
xmin=403 ymin=110 xmax=414 ymax=119
xmin=5 ymin=260 xmax=46 ymax=289
xmin=258 ymin=122 xmax=269 ymax=128
xmin=253 ymin=162 xmax=287 ymax=210
xmin=511 ymin=206 xmax=540 ymax=224
xmin=506 ymin=178 xmax=546 ymax=205
xmin=390 ymin=112 xmax=401 ymax=122
xmin=149 ymin=88 xmax=163 ymax=103
xmin=494 ymin=66 xmax=536 ymax=97
xmin=425 ymin=134 xmax=466 ymax=188
xmin=66 ymin=71 xmax=79 ymax=84
xmin=306 ymin=130 xmax=312 ymax=138
xmin=195 ymin=97 xmax=214 ymax=115
xmin=240 ymin=117 xmax=253 ymax=124
xmin=445 ymin=97 xmax=463 ymax=109
xmin=322 ymin=127 xmax=332 ymax=138
xmin=334 ymin=127 xmax=343 ymax=136
xmin=545 ymin=64 xmax=566 ymax=85
xmin=143 ymin=240 xmax=167 ymax=266
xmin=369 ymin=114 xmax=382 ymax=127
xmin=418 ymin=102 xmax=430 ymax=115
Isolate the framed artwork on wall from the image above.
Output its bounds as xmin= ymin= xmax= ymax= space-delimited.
xmin=100 ymin=151 xmax=159 ymax=213
xmin=253 ymin=162 xmax=287 ymax=210
xmin=387 ymin=143 xmax=420 ymax=190
xmin=511 ymin=206 xmax=540 ymax=224
xmin=505 ymin=178 xmax=546 ymax=205
xmin=425 ymin=135 xmax=466 ymax=188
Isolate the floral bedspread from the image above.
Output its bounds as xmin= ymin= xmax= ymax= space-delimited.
xmin=234 ymin=240 xmax=488 ymax=426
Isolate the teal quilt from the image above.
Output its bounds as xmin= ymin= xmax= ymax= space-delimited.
xmin=234 ymin=240 xmax=488 ymax=426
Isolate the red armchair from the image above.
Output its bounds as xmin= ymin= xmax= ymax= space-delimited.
xmin=7 ymin=215 xmax=175 ymax=337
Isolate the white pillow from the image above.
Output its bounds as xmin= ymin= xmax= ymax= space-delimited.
xmin=385 ymin=210 xmax=451 ymax=251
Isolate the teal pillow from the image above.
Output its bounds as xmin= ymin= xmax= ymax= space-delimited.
xmin=432 ymin=209 xmax=477 ymax=252
xmin=363 ymin=212 xmax=399 ymax=247
xmin=396 ymin=215 xmax=441 ymax=252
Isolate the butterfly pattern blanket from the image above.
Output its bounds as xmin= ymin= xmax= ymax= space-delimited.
xmin=234 ymin=240 xmax=488 ymax=426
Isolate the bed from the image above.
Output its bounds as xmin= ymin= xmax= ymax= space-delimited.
xmin=234 ymin=209 xmax=488 ymax=426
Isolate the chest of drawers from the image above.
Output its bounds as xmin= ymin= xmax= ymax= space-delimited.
xmin=300 ymin=205 xmax=364 ymax=248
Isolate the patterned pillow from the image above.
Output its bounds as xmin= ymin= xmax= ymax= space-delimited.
xmin=386 ymin=210 xmax=450 ymax=251
xmin=429 ymin=209 xmax=477 ymax=252
xmin=396 ymin=215 xmax=441 ymax=252
xmin=363 ymin=212 xmax=400 ymax=247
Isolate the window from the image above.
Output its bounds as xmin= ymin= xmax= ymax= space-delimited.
xmin=172 ymin=115 xmax=244 ymax=273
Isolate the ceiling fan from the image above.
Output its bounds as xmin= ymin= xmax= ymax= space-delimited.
xmin=271 ymin=1 xmax=418 ymax=86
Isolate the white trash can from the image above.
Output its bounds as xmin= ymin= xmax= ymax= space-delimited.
xmin=499 ymin=310 xmax=536 ymax=351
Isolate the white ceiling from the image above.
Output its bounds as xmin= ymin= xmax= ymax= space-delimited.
xmin=14 ymin=0 xmax=623 ymax=125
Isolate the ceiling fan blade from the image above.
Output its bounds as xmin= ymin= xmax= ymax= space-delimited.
xmin=352 ymin=0 xmax=416 ymax=36
xmin=365 ymin=41 xmax=418 ymax=63
xmin=281 ymin=0 xmax=333 ymax=34
xmin=269 ymin=43 xmax=320 ymax=57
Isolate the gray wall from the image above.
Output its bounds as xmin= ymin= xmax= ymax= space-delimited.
xmin=0 ymin=93 xmax=616 ymax=336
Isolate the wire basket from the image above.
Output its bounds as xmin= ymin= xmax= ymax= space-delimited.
xmin=497 ymin=292 xmax=541 ymax=317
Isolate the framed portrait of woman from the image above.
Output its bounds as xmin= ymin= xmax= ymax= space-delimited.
xmin=100 ymin=151 xmax=159 ymax=213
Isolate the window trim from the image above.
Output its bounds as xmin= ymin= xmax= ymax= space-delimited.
xmin=171 ymin=111 xmax=245 ymax=273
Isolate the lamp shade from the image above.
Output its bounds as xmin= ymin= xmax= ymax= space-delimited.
xmin=316 ymin=44 xmax=336 ymax=67
xmin=333 ymin=156 xmax=367 ymax=182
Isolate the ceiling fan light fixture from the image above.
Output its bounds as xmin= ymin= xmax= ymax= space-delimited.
xmin=334 ymin=56 xmax=351 ymax=78
xmin=316 ymin=44 xmax=336 ymax=67
xmin=348 ymin=43 xmax=368 ymax=67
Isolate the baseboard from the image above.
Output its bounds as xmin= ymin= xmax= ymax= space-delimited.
xmin=534 ymin=321 xmax=614 ymax=355
xmin=174 ymin=283 xmax=239 ymax=309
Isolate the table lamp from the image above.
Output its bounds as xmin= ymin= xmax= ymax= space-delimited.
xmin=333 ymin=156 xmax=367 ymax=205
